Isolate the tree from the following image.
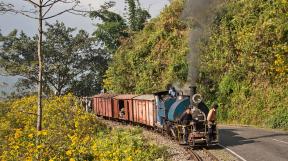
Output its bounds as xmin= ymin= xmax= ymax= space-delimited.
xmin=0 ymin=2 xmax=13 ymax=14
xmin=0 ymin=0 xmax=86 ymax=131
xmin=90 ymin=0 xmax=150 ymax=55
xmin=90 ymin=9 xmax=129 ymax=54
xmin=125 ymin=0 xmax=151 ymax=31
xmin=44 ymin=22 xmax=109 ymax=96
xmin=0 ymin=30 xmax=39 ymax=93
xmin=0 ymin=21 xmax=108 ymax=96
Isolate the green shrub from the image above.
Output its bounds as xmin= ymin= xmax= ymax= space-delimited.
xmin=270 ymin=107 xmax=288 ymax=130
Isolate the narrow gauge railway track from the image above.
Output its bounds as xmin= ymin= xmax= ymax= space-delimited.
xmin=186 ymin=147 xmax=220 ymax=161
xmin=100 ymin=117 xmax=221 ymax=161
xmin=186 ymin=147 xmax=203 ymax=161
xmin=203 ymin=147 xmax=220 ymax=161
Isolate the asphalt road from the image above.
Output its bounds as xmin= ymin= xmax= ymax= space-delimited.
xmin=219 ymin=125 xmax=288 ymax=161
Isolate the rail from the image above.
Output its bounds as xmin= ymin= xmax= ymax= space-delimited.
xmin=203 ymin=147 xmax=220 ymax=161
xmin=186 ymin=147 xmax=203 ymax=161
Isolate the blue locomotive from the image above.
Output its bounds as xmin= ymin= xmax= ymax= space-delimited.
xmin=92 ymin=86 xmax=218 ymax=147
xmin=154 ymin=86 xmax=218 ymax=146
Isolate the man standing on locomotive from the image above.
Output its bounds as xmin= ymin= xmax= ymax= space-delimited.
xmin=168 ymin=86 xmax=178 ymax=98
xmin=207 ymin=103 xmax=218 ymax=143
xmin=179 ymin=108 xmax=193 ymax=144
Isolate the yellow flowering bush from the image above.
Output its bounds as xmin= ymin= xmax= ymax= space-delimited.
xmin=0 ymin=94 xmax=167 ymax=160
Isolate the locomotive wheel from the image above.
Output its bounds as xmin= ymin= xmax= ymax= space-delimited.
xmin=206 ymin=135 xmax=211 ymax=147
xmin=192 ymin=139 xmax=195 ymax=147
xmin=164 ymin=122 xmax=178 ymax=139
xmin=164 ymin=123 xmax=171 ymax=136
xmin=170 ymin=127 xmax=177 ymax=139
xmin=164 ymin=122 xmax=173 ymax=136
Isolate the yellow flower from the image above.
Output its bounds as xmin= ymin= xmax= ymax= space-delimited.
xmin=127 ymin=157 xmax=133 ymax=161
xmin=28 ymin=134 xmax=33 ymax=138
xmin=69 ymin=158 xmax=75 ymax=161
xmin=66 ymin=150 xmax=73 ymax=156
xmin=14 ymin=129 xmax=22 ymax=139
xmin=42 ymin=130 xmax=48 ymax=136
xmin=37 ymin=144 xmax=43 ymax=149
xmin=13 ymin=145 xmax=19 ymax=150
xmin=25 ymin=157 xmax=33 ymax=161
xmin=75 ymin=121 xmax=79 ymax=128
xmin=83 ymin=136 xmax=90 ymax=143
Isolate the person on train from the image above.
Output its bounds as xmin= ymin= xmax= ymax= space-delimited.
xmin=119 ymin=108 xmax=125 ymax=118
xmin=207 ymin=103 xmax=218 ymax=143
xmin=179 ymin=107 xmax=193 ymax=144
xmin=168 ymin=86 xmax=178 ymax=98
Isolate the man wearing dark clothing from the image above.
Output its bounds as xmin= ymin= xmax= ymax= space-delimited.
xmin=179 ymin=108 xmax=193 ymax=144
xmin=180 ymin=109 xmax=192 ymax=125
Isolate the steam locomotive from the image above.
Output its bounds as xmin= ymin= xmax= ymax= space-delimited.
xmin=92 ymin=86 xmax=218 ymax=147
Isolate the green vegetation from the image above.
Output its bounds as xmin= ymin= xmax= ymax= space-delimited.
xmin=0 ymin=21 xmax=108 ymax=96
xmin=103 ymin=0 xmax=287 ymax=129
xmin=0 ymin=2 xmax=168 ymax=160
xmin=125 ymin=0 xmax=151 ymax=32
xmin=104 ymin=0 xmax=189 ymax=93
xmin=199 ymin=0 xmax=288 ymax=129
xmin=90 ymin=0 xmax=150 ymax=54
xmin=0 ymin=95 xmax=168 ymax=160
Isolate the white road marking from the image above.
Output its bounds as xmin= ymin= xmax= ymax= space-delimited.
xmin=273 ymin=139 xmax=288 ymax=145
xmin=218 ymin=144 xmax=248 ymax=161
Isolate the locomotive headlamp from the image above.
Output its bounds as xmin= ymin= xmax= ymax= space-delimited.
xmin=192 ymin=94 xmax=202 ymax=104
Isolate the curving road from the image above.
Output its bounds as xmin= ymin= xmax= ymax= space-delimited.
xmin=219 ymin=125 xmax=288 ymax=161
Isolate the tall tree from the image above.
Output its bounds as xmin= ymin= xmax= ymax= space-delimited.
xmin=125 ymin=0 xmax=151 ymax=31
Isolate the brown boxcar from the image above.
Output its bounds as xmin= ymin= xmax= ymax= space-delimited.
xmin=92 ymin=94 xmax=117 ymax=118
xmin=132 ymin=95 xmax=156 ymax=127
xmin=112 ymin=95 xmax=138 ymax=121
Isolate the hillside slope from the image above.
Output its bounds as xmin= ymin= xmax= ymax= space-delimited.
xmin=104 ymin=0 xmax=189 ymax=94
xmin=199 ymin=0 xmax=288 ymax=129
xmin=103 ymin=0 xmax=287 ymax=129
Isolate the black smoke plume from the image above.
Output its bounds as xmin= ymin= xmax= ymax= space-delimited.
xmin=176 ymin=0 xmax=221 ymax=94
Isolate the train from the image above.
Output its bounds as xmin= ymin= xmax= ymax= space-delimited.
xmin=91 ymin=86 xmax=218 ymax=147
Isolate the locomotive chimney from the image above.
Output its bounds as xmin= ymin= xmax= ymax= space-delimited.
xmin=189 ymin=86 xmax=197 ymax=104
xmin=190 ymin=86 xmax=197 ymax=96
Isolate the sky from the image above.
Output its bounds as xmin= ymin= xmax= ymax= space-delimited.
xmin=0 ymin=0 xmax=170 ymax=96
xmin=0 ymin=0 xmax=170 ymax=35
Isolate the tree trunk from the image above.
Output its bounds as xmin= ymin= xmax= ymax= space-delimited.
xmin=37 ymin=0 xmax=43 ymax=131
